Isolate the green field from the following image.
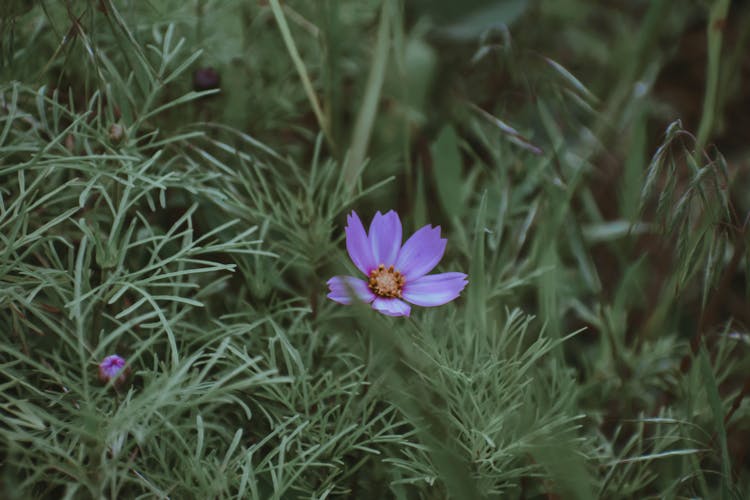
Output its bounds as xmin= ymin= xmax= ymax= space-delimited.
xmin=1 ymin=1 xmax=749 ymax=498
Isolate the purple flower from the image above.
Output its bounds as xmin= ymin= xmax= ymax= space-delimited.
xmin=98 ymin=354 xmax=129 ymax=385
xmin=327 ymin=211 xmax=468 ymax=317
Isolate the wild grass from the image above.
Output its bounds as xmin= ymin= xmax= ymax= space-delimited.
xmin=1 ymin=0 xmax=748 ymax=498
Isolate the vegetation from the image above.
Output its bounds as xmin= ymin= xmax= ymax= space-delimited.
xmin=1 ymin=0 xmax=748 ymax=498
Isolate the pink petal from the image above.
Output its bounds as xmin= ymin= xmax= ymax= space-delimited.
xmin=368 ymin=210 xmax=402 ymax=266
xmin=327 ymin=276 xmax=376 ymax=305
xmin=402 ymin=272 xmax=468 ymax=307
xmin=394 ymin=225 xmax=447 ymax=280
xmin=371 ymin=297 xmax=411 ymax=317
xmin=345 ymin=211 xmax=376 ymax=275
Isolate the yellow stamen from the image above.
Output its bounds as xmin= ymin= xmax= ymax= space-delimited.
xmin=368 ymin=264 xmax=405 ymax=298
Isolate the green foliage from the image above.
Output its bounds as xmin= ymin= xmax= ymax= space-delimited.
xmin=1 ymin=0 xmax=749 ymax=498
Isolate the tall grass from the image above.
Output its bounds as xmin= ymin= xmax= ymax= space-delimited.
xmin=1 ymin=0 xmax=748 ymax=498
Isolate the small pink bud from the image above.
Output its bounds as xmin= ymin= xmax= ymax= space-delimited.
xmin=98 ymin=354 xmax=129 ymax=386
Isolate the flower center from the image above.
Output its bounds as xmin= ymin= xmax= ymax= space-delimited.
xmin=368 ymin=264 xmax=405 ymax=298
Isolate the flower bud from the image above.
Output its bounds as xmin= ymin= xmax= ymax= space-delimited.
xmin=109 ymin=123 xmax=125 ymax=145
xmin=193 ymin=67 xmax=221 ymax=92
xmin=98 ymin=354 xmax=129 ymax=386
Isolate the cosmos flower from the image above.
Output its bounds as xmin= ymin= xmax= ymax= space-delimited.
xmin=327 ymin=211 xmax=468 ymax=317
xmin=98 ymin=354 xmax=129 ymax=386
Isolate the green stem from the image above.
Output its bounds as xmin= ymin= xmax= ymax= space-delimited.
xmin=695 ymin=0 xmax=731 ymax=154
xmin=342 ymin=0 xmax=393 ymax=191
xmin=267 ymin=0 xmax=333 ymax=151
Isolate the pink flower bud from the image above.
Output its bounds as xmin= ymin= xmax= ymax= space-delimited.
xmin=98 ymin=354 xmax=129 ymax=386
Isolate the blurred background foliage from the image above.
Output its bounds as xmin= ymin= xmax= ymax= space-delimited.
xmin=1 ymin=0 xmax=749 ymax=498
